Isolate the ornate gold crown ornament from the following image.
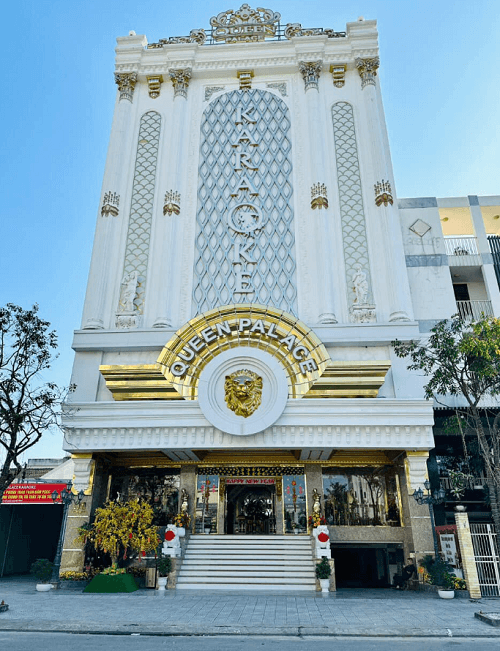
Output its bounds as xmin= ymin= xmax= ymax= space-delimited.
xmin=210 ymin=4 xmax=281 ymax=43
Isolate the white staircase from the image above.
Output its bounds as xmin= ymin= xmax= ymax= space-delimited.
xmin=176 ymin=535 xmax=316 ymax=591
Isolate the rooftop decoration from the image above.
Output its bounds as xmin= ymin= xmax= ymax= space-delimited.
xmin=147 ymin=5 xmax=345 ymax=48
xmin=210 ymin=4 xmax=281 ymax=43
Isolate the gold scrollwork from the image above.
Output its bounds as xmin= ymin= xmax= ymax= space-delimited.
xmin=275 ymin=476 xmax=283 ymax=501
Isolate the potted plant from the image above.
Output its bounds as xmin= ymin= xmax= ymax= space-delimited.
xmin=315 ymin=557 xmax=331 ymax=593
xmin=204 ymin=518 xmax=212 ymax=535
xmin=156 ymin=556 xmax=172 ymax=590
xmin=173 ymin=512 xmax=190 ymax=536
xmin=30 ymin=559 xmax=54 ymax=591
xmin=419 ymin=555 xmax=455 ymax=599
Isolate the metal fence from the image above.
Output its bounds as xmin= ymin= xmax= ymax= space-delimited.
xmin=470 ymin=523 xmax=500 ymax=597
xmin=445 ymin=236 xmax=479 ymax=257
xmin=456 ymin=300 xmax=493 ymax=321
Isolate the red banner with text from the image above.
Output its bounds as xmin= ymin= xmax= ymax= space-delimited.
xmin=2 ymin=483 xmax=67 ymax=504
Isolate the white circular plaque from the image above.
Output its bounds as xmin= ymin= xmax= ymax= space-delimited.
xmin=197 ymin=347 xmax=288 ymax=436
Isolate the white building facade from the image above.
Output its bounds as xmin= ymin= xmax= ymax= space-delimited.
xmin=62 ymin=5 xmax=500 ymax=586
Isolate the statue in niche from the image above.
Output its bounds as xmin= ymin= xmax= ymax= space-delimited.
xmin=180 ymin=488 xmax=189 ymax=513
xmin=312 ymin=488 xmax=321 ymax=515
xmin=352 ymin=264 xmax=369 ymax=305
xmin=119 ymin=271 xmax=138 ymax=312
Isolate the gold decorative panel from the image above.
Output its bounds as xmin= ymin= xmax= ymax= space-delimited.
xmin=304 ymin=361 xmax=391 ymax=398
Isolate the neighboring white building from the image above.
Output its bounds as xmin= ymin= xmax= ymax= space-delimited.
xmin=60 ymin=6 xmax=500 ymax=587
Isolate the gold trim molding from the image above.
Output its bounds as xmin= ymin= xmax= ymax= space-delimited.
xmin=305 ymin=361 xmax=391 ymax=398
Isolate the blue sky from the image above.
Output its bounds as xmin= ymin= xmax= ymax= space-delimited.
xmin=1 ymin=0 xmax=499 ymax=460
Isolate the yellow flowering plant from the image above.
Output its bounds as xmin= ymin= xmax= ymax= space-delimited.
xmin=76 ymin=499 xmax=160 ymax=567
xmin=173 ymin=513 xmax=191 ymax=528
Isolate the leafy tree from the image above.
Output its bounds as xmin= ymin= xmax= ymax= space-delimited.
xmin=79 ymin=499 xmax=160 ymax=566
xmin=393 ymin=315 xmax=500 ymax=532
xmin=0 ymin=304 xmax=70 ymax=503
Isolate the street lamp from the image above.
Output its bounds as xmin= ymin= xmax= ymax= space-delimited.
xmin=412 ymin=479 xmax=446 ymax=557
xmin=50 ymin=480 xmax=85 ymax=585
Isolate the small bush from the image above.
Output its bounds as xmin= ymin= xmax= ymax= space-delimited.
xmin=315 ymin=557 xmax=331 ymax=580
xmin=30 ymin=559 xmax=53 ymax=583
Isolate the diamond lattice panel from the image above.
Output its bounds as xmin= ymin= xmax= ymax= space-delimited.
xmin=331 ymin=102 xmax=373 ymax=306
xmin=192 ymin=90 xmax=297 ymax=315
xmin=121 ymin=111 xmax=161 ymax=313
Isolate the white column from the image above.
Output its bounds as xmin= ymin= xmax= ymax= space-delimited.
xmin=81 ymin=72 xmax=138 ymax=329
xmin=153 ymin=69 xmax=192 ymax=328
xmin=356 ymin=58 xmax=414 ymax=322
xmin=299 ymin=61 xmax=337 ymax=324
xmin=469 ymin=196 xmax=500 ymax=315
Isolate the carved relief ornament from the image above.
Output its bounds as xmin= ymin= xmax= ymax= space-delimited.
xmin=163 ymin=190 xmax=181 ymax=216
xmin=330 ymin=64 xmax=346 ymax=88
xmin=299 ymin=61 xmax=322 ymax=91
xmin=169 ymin=68 xmax=192 ymax=99
xmin=355 ymin=57 xmax=380 ymax=89
xmin=374 ymin=180 xmax=394 ymax=207
xmin=311 ymin=183 xmax=328 ymax=210
xmin=224 ymin=369 xmax=263 ymax=418
xmin=147 ymin=75 xmax=163 ymax=99
xmin=114 ymin=72 xmax=138 ymax=102
xmin=101 ymin=191 xmax=120 ymax=217
xmin=210 ymin=4 xmax=281 ymax=43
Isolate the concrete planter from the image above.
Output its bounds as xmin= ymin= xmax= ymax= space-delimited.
xmin=59 ymin=580 xmax=90 ymax=590
xmin=157 ymin=576 xmax=168 ymax=590
xmin=319 ymin=578 xmax=330 ymax=593
xmin=438 ymin=589 xmax=455 ymax=599
xmin=35 ymin=584 xmax=52 ymax=592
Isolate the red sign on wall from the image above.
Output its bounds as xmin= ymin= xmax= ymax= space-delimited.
xmin=2 ymin=483 xmax=67 ymax=504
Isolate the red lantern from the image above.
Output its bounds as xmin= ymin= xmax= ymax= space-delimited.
xmin=165 ymin=530 xmax=176 ymax=541
xmin=318 ymin=532 xmax=329 ymax=543
xmin=129 ymin=533 xmax=133 ymax=539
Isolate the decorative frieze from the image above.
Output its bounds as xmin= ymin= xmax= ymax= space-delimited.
xmin=311 ymin=183 xmax=328 ymax=210
xmin=205 ymin=86 xmax=225 ymax=101
xmin=114 ymin=72 xmax=138 ymax=102
xmin=374 ymin=180 xmax=394 ymax=207
xmin=169 ymin=68 xmax=192 ymax=99
xmin=146 ymin=75 xmax=163 ymax=99
xmin=237 ymin=69 xmax=254 ymax=90
xmin=163 ymin=190 xmax=181 ymax=216
xmin=101 ymin=191 xmax=120 ymax=217
xmin=266 ymin=82 xmax=287 ymax=97
xmin=299 ymin=60 xmax=322 ymax=91
xmin=355 ymin=57 xmax=379 ymax=89
xmin=330 ymin=64 xmax=346 ymax=88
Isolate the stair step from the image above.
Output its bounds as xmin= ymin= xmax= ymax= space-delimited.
xmin=176 ymin=583 xmax=315 ymax=591
xmin=176 ymin=576 xmax=315 ymax=584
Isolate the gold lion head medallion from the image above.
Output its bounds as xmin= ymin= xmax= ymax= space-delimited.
xmin=224 ymin=369 xmax=263 ymax=418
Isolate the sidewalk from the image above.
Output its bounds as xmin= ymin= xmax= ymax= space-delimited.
xmin=1 ymin=576 xmax=500 ymax=638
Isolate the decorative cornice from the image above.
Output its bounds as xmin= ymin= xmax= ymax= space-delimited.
xmin=114 ymin=72 xmax=138 ymax=102
xmin=148 ymin=29 xmax=206 ymax=48
xmin=299 ymin=60 xmax=322 ymax=91
xmin=205 ymin=86 xmax=225 ymax=101
xmin=285 ymin=24 xmax=345 ymax=39
xmin=146 ymin=75 xmax=163 ymax=99
xmin=169 ymin=68 xmax=192 ymax=98
xmin=355 ymin=56 xmax=379 ymax=88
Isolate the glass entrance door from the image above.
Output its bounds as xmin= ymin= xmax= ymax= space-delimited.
xmin=224 ymin=482 xmax=276 ymax=534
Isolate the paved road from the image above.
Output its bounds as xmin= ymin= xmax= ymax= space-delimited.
xmin=1 ymin=633 xmax=500 ymax=651
xmin=1 ymin=577 xmax=500 ymax=638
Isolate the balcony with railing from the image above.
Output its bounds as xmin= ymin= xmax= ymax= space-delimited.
xmin=445 ymin=237 xmax=481 ymax=266
xmin=456 ymin=300 xmax=493 ymax=321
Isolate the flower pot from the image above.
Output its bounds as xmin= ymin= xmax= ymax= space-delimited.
xmin=157 ymin=576 xmax=168 ymax=591
xmin=204 ymin=528 xmax=211 ymax=535
xmin=454 ymin=505 xmax=466 ymax=512
xmin=293 ymin=529 xmax=299 ymax=535
xmin=176 ymin=526 xmax=186 ymax=537
xmin=319 ymin=578 xmax=330 ymax=593
xmin=438 ymin=589 xmax=455 ymax=599
xmin=36 ymin=584 xmax=52 ymax=592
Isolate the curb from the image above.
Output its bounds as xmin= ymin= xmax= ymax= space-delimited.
xmin=1 ymin=621 xmax=500 ymax=637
